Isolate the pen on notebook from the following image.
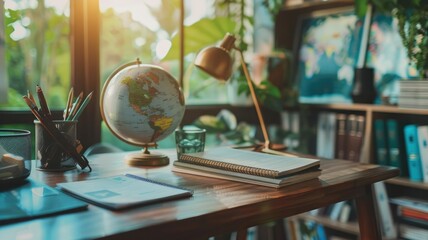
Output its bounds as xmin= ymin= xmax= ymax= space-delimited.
xmin=64 ymin=87 xmax=74 ymax=120
xmin=67 ymin=91 xmax=83 ymax=120
xmin=36 ymin=85 xmax=52 ymax=119
xmin=71 ymin=91 xmax=93 ymax=121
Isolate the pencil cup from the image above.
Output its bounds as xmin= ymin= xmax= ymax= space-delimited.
xmin=35 ymin=120 xmax=78 ymax=172
xmin=175 ymin=128 xmax=206 ymax=159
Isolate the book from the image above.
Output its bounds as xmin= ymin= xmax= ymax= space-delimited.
xmin=374 ymin=119 xmax=389 ymax=166
xmin=347 ymin=115 xmax=365 ymax=162
xmin=338 ymin=201 xmax=352 ymax=223
xmin=172 ymin=161 xmax=321 ymax=188
xmin=404 ymin=125 xmax=424 ymax=181
xmin=176 ymin=147 xmax=320 ymax=179
xmin=399 ymin=206 xmax=428 ymax=222
xmin=329 ymin=201 xmax=346 ymax=221
xmin=416 ymin=125 xmax=428 ymax=183
xmin=386 ymin=119 xmax=407 ymax=176
xmin=316 ymin=112 xmax=327 ymax=158
xmin=335 ymin=114 xmax=348 ymax=160
xmin=0 ymin=179 xmax=88 ymax=224
xmin=390 ymin=197 xmax=428 ymax=213
xmin=397 ymin=214 xmax=428 ymax=229
xmin=373 ymin=181 xmax=397 ymax=239
xmin=316 ymin=112 xmax=336 ymax=159
xmin=398 ymin=223 xmax=428 ymax=240
xmin=57 ymin=174 xmax=193 ymax=210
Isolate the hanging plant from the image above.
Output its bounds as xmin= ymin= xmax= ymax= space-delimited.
xmin=355 ymin=0 xmax=428 ymax=78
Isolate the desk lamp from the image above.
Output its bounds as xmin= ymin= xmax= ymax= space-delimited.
xmin=195 ymin=33 xmax=288 ymax=155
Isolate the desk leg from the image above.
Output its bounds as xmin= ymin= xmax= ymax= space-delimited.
xmin=355 ymin=185 xmax=381 ymax=240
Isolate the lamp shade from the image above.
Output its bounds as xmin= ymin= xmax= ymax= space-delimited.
xmin=194 ymin=34 xmax=237 ymax=81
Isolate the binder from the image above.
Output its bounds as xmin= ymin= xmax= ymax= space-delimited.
xmin=374 ymin=119 xmax=389 ymax=166
xmin=404 ymin=125 xmax=423 ymax=181
xmin=416 ymin=126 xmax=428 ymax=183
xmin=386 ymin=119 xmax=407 ymax=176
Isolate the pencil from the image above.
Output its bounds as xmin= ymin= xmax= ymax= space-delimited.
xmin=27 ymin=90 xmax=36 ymax=104
xmin=36 ymin=85 xmax=52 ymax=119
xmin=67 ymin=92 xmax=83 ymax=120
xmin=23 ymin=95 xmax=43 ymax=121
xmin=23 ymin=95 xmax=90 ymax=170
xmin=71 ymin=91 xmax=93 ymax=121
xmin=64 ymin=87 xmax=74 ymax=120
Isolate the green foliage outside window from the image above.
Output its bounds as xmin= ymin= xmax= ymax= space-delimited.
xmin=1 ymin=0 xmax=70 ymax=110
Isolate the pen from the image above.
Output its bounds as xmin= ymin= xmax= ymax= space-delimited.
xmin=36 ymin=85 xmax=52 ymax=119
xmin=64 ymin=87 xmax=74 ymax=120
xmin=71 ymin=91 xmax=93 ymax=121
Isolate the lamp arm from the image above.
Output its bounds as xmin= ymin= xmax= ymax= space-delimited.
xmin=234 ymin=47 xmax=270 ymax=149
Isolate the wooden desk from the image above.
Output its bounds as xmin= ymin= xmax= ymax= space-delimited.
xmin=0 ymin=150 xmax=398 ymax=240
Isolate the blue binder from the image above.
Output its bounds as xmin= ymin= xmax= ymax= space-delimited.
xmin=374 ymin=119 xmax=389 ymax=166
xmin=386 ymin=119 xmax=407 ymax=176
xmin=404 ymin=125 xmax=423 ymax=181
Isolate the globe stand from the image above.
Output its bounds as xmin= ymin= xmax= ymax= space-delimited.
xmin=125 ymin=145 xmax=169 ymax=167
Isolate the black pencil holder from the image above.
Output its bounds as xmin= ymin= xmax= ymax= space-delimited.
xmin=35 ymin=120 xmax=78 ymax=172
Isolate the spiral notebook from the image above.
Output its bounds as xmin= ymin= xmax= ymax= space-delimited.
xmin=177 ymin=147 xmax=320 ymax=179
xmin=57 ymin=174 xmax=193 ymax=210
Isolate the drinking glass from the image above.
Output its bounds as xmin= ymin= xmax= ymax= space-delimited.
xmin=175 ymin=128 xmax=206 ymax=159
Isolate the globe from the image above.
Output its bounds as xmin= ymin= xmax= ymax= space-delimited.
xmin=100 ymin=59 xmax=185 ymax=166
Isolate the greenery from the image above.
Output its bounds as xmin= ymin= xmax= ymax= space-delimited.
xmin=262 ymin=0 xmax=286 ymax=21
xmin=2 ymin=1 xmax=70 ymax=109
xmin=192 ymin=109 xmax=257 ymax=146
xmin=356 ymin=0 xmax=428 ymax=78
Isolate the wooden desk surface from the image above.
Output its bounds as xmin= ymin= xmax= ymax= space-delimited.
xmin=0 ymin=150 xmax=399 ymax=240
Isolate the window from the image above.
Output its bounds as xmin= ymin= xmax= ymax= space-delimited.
xmin=0 ymin=0 xmax=70 ymax=110
xmin=1 ymin=0 xmax=261 ymax=151
xmin=98 ymin=0 xmax=234 ymax=149
xmin=99 ymin=0 xmax=229 ymax=106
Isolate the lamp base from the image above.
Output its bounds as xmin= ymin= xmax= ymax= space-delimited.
xmin=124 ymin=152 xmax=169 ymax=166
xmin=253 ymin=142 xmax=287 ymax=152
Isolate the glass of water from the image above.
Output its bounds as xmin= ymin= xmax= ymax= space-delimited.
xmin=175 ymin=128 xmax=206 ymax=159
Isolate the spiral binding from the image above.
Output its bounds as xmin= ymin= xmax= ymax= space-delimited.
xmin=179 ymin=155 xmax=279 ymax=178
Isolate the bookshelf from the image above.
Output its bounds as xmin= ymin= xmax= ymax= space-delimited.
xmin=283 ymin=103 xmax=428 ymax=239
xmin=274 ymin=1 xmax=428 ymax=238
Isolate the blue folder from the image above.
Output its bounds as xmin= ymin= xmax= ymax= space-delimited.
xmin=404 ymin=125 xmax=423 ymax=181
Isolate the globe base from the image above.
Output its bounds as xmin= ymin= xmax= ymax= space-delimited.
xmin=125 ymin=152 xmax=169 ymax=166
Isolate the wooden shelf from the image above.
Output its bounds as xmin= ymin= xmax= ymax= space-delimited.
xmin=291 ymin=213 xmax=359 ymax=235
xmin=283 ymin=0 xmax=353 ymax=11
xmin=385 ymin=177 xmax=428 ymax=191
xmin=300 ymin=103 xmax=428 ymax=115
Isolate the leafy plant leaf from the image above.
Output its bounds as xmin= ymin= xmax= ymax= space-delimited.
xmin=163 ymin=17 xmax=236 ymax=61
